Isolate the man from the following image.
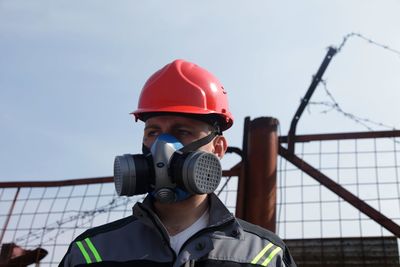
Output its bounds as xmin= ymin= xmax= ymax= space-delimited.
xmin=60 ymin=59 xmax=296 ymax=267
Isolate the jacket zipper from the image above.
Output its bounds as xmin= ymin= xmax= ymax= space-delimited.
xmin=139 ymin=204 xmax=178 ymax=262
xmin=138 ymin=202 xmax=237 ymax=264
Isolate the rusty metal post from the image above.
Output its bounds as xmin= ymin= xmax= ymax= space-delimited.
xmin=237 ymin=117 xmax=279 ymax=232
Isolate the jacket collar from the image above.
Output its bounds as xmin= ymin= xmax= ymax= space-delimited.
xmin=132 ymin=193 xmax=237 ymax=231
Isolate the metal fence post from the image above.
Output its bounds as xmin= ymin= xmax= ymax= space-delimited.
xmin=237 ymin=117 xmax=279 ymax=232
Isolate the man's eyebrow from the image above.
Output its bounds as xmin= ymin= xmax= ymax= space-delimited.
xmin=144 ymin=124 xmax=161 ymax=131
xmin=144 ymin=122 xmax=200 ymax=131
xmin=173 ymin=123 xmax=193 ymax=129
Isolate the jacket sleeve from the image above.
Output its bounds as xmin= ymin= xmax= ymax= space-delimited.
xmin=58 ymin=245 xmax=72 ymax=267
xmin=282 ymin=243 xmax=297 ymax=267
xmin=58 ymin=241 xmax=84 ymax=267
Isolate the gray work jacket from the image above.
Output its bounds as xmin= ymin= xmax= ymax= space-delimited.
xmin=59 ymin=193 xmax=296 ymax=267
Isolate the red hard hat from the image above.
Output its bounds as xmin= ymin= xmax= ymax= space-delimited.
xmin=132 ymin=59 xmax=233 ymax=131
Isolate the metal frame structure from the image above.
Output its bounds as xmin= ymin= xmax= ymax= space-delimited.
xmin=280 ymin=130 xmax=400 ymax=239
xmin=1 ymin=46 xmax=399 ymax=265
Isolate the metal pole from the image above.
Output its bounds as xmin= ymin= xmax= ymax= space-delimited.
xmin=235 ymin=117 xmax=250 ymax=219
xmin=240 ymin=117 xmax=279 ymax=232
xmin=280 ymin=130 xmax=400 ymax=143
xmin=288 ymin=47 xmax=337 ymax=153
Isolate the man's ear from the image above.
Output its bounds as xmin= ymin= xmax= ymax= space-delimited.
xmin=213 ymin=136 xmax=228 ymax=159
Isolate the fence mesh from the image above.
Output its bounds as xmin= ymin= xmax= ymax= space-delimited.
xmin=1 ymin=134 xmax=400 ymax=266
xmin=0 ymin=175 xmax=239 ymax=266
xmin=277 ymin=135 xmax=400 ymax=266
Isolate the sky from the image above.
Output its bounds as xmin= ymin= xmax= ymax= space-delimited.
xmin=1 ymin=0 xmax=400 ymax=181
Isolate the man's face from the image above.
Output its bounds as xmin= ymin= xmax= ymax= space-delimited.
xmin=143 ymin=115 xmax=215 ymax=153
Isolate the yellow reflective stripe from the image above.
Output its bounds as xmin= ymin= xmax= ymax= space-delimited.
xmin=85 ymin=237 xmax=102 ymax=262
xmin=76 ymin=241 xmax=92 ymax=264
xmin=251 ymin=242 xmax=274 ymax=264
xmin=261 ymin=246 xmax=282 ymax=266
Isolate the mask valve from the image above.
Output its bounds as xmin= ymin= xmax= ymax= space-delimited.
xmin=153 ymin=188 xmax=176 ymax=203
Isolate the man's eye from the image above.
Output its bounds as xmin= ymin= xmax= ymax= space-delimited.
xmin=146 ymin=131 xmax=159 ymax=137
xmin=177 ymin=130 xmax=191 ymax=136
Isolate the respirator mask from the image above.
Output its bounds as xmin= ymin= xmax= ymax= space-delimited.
xmin=113 ymin=129 xmax=222 ymax=203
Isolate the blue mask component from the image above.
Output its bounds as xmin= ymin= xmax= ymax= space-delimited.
xmin=173 ymin=187 xmax=192 ymax=201
xmin=149 ymin=134 xmax=192 ymax=203
xmin=151 ymin=134 xmax=183 ymax=152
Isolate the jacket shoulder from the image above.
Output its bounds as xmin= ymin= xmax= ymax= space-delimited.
xmin=237 ymin=218 xmax=297 ymax=267
xmin=74 ymin=215 xmax=137 ymax=241
xmin=58 ymin=215 xmax=138 ymax=267
xmin=237 ymin=218 xmax=285 ymax=248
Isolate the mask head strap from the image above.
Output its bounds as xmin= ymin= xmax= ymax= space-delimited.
xmin=142 ymin=143 xmax=151 ymax=155
xmin=179 ymin=123 xmax=221 ymax=153
xmin=141 ymin=123 xmax=221 ymax=155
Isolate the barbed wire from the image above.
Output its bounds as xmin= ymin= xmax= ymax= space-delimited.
xmin=14 ymin=178 xmax=234 ymax=246
xmin=337 ymin=32 xmax=400 ymax=56
xmin=14 ymin=195 xmax=141 ymax=245
xmin=308 ymin=79 xmax=398 ymax=131
xmin=308 ymin=32 xmax=399 ymax=131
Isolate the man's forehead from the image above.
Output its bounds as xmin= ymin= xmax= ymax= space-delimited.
xmin=144 ymin=115 xmax=209 ymax=129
